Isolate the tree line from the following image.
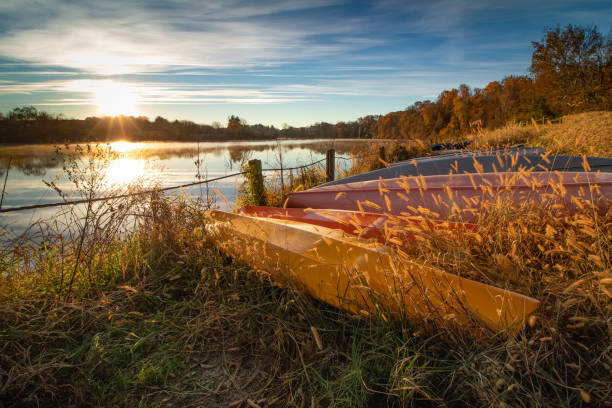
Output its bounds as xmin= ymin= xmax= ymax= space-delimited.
xmin=359 ymin=24 xmax=611 ymax=141
xmin=0 ymin=107 xmax=360 ymax=143
xmin=0 ymin=24 xmax=609 ymax=144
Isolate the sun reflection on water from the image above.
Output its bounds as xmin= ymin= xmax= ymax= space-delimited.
xmin=110 ymin=141 xmax=143 ymax=153
xmin=105 ymin=158 xmax=146 ymax=186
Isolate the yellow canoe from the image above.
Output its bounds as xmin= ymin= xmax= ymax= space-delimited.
xmin=206 ymin=210 xmax=539 ymax=334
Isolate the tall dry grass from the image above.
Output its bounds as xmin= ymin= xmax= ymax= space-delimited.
xmin=383 ymin=190 xmax=612 ymax=406
xmin=531 ymin=111 xmax=612 ymax=157
xmin=468 ymin=111 xmax=612 ymax=157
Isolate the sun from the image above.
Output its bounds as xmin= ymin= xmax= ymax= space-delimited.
xmin=94 ymin=81 xmax=140 ymax=116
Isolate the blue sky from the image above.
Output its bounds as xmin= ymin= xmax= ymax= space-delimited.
xmin=0 ymin=0 xmax=610 ymax=127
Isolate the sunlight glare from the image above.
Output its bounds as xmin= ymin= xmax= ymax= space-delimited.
xmin=105 ymin=158 xmax=146 ymax=186
xmin=94 ymin=81 xmax=140 ymax=116
xmin=110 ymin=141 xmax=143 ymax=153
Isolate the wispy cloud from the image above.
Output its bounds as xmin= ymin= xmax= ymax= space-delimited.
xmin=0 ymin=79 xmax=316 ymax=105
xmin=0 ymin=65 xmax=502 ymax=107
xmin=0 ymin=0 xmax=363 ymax=74
xmin=0 ymin=71 xmax=80 ymax=75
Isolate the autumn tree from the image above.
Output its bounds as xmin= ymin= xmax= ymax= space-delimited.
xmin=227 ymin=115 xmax=250 ymax=137
xmin=530 ymin=24 xmax=611 ymax=113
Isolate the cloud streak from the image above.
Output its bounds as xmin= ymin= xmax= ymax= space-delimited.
xmin=0 ymin=68 xmax=492 ymax=108
xmin=0 ymin=0 xmax=364 ymax=75
xmin=0 ymin=79 xmax=316 ymax=105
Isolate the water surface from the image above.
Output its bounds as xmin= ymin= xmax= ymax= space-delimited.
xmin=0 ymin=139 xmax=378 ymax=235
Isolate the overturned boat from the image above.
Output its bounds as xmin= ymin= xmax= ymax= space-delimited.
xmin=238 ymin=206 xmax=476 ymax=245
xmin=287 ymin=171 xmax=612 ymax=222
xmin=207 ymin=210 xmax=540 ymax=333
xmin=321 ymin=148 xmax=612 ymax=188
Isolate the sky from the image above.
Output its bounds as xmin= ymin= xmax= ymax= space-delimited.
xmin=0 ymin=0 xmax=610 ymax=128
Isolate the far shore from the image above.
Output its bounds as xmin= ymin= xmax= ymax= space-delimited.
xmin=0 ymin=136 xmax=381 ymax=146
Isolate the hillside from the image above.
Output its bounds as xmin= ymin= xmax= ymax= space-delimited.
xmin=468 ymin=111 xmax=612 ymax=156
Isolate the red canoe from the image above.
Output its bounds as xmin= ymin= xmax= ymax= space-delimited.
xmin=238 ymin=206 xmax=476 ymax=245
xmin=286 ymin=172 xmax=612 ymax=222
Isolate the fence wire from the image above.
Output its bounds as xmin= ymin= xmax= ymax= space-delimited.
xmin=0 ymin=155 xmax=342 ymax=214
xmin=0 ymin=172 xmax=246 ymax=213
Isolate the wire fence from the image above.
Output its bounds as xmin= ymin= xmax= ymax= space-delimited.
xmin=262 ymin=158 xmax=327 ymax=172
xmin=0 ymin=155 xmax=349 ymax=214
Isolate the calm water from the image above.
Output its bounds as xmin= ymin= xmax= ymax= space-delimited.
xmin=0 ymin=139 xmax=376 ymax=235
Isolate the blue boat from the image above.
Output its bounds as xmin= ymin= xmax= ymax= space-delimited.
xmin=321 ymin=147 xmax=612 ymax=188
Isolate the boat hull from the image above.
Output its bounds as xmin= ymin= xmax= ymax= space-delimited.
xmin=320 ymin=148 xmax=612 ymax=188
xmin=287 ymin=172 xmax=612 ymax=222
xmin=238 ymin=206 xmax=476 ymax=245
xmin=206 ymin=210 xmax=540 ymax=333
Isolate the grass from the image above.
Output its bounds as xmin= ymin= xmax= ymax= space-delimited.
xmin=529 ymin=111 xmax=612 ymax=157
xmin=1 ymin=112 xmax=611 ymax=407
xmin=0 ymin=197 xmax=429 ymax=407
xmin=467 ymin=110 xmax=612 ymax=157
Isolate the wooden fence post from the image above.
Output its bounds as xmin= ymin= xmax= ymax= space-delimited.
xmin=325 ymin=149 xmax=335 ymax=182
xmin=0 ymin=157 xmax=12 ymax=211
xmin=378 ymin=146 xmax=386 ymax=162
xmin=247 ymin=159 xmax=266 ymax=206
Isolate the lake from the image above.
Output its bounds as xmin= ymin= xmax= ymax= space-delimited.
xmin=0 ymin=139 xmax=379 ymax=236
